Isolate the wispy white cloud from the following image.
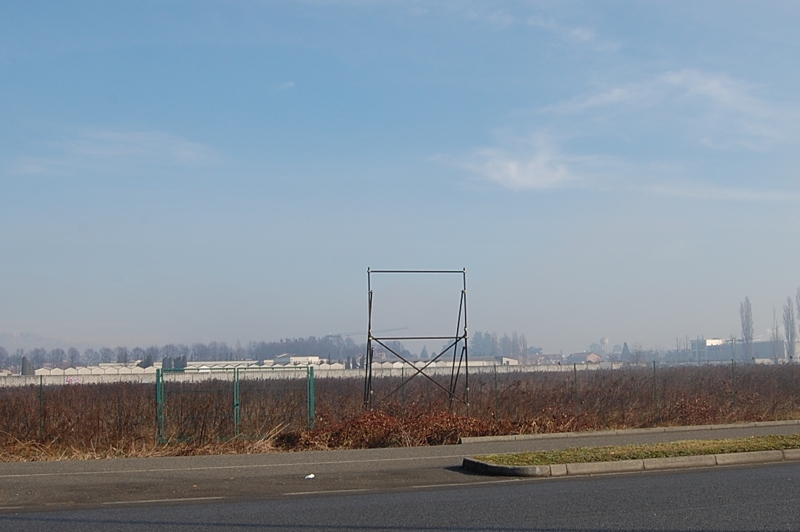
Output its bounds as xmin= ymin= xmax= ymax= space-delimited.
xmin=528 ymin=17 xmax=619 ymax=51
xmin=551 ymin=70 xmax=752 ymax=113
xmin=455 ymin=6 xmax=515 ymax=27
xmin=465 ymin=133 xmax=622 ymax=191
xmin=462 ymin=127 xmax=799 ymax=202
xmin=444 ymin=6 xmax=616 ymax=46
xmin=484 ymin=10 xmax=514 ymax=27
xmin=66 ymin=130 xmax=215 ymax=165
xmin=481 ymin=69 xmax=800 ymax=201
xmin=548 ymin=69 xmax=794 ymax=150
xmin=11 ymin=128 xmax=219 ymax=177
xmin=461 ymin=93 xmax=800 ymax=203
xmin=468 ymin=144 xmax=570 ymax=190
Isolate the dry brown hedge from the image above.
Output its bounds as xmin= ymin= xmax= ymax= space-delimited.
xmin=2 ymin=363 xmax=800 ymax=461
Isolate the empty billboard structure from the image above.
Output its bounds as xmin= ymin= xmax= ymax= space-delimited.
xmin=363 ymin=268 xmax=469 ymax=410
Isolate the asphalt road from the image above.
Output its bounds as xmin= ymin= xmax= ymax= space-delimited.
xmin=2 ymin=422 xmax=800 ymax=515
xmin=2 ymin=462 xmax=800 ymax=531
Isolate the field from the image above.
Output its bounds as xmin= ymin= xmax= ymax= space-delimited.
xmin=1 ymin=363 xmax=800 ymax=461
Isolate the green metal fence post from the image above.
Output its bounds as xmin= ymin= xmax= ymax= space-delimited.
xmin=307 ymin=366 xmax=316 ymax=429
xmin=38 ymin=375 xmax=44 ymax=441
xmin=573 ymin=363 xmax=579 ymax=414
xmin=653 ymin=360 xmax=658 ymax=419
xmin=233 ymin=368 xmax=241 ymax=438
xmin=493 ymin=364 xmax=499 ymax=417
xmin=401 ymin=366 xmax=406 ymax=417
xmin=156 ymin=369 xmax=165 ymax=444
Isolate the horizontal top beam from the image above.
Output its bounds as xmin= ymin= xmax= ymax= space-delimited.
xmin=370 ymin=335 xmax=466 ymax=341
xmin=368 ymin=269 xmax=465 ymax=274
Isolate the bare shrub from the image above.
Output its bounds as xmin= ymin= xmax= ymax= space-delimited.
xmin=2 ymin=364 xmax=800 ymax=460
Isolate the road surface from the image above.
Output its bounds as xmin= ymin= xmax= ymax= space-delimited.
xmin=1 ymin=422 xmax=800 ymax=530
xmin=2 ymin=462 xmax=800 ymax=531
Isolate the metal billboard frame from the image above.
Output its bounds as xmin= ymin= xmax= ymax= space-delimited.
xmin=363 ymin=268 xmax=469 ymax=410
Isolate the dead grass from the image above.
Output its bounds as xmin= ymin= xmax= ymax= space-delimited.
xmin=475 ymin=434 xmax=800 ymax=466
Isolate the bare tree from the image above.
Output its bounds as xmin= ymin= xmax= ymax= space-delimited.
xmin=99 ymin=347 xmax=114 ymax=363
xmin=161 ymin=344 xmax=178 ymax=361
xmin=740 ymin=297 xmax=754 ymax=360
xmin=772 ymin=307 xmax=783 ymax=360
xmin=130 ymin=347 xmax=146 ymax=364
xmin=511 ymin=332 xmax=521 ymax=357
xmin=235 ymin=340 xmax=245 ymax=360
xmin=796 ymin=287 xmax=800 ymax=355
xmin=115 ymin=346 xmax=129 ymax=364
xmin=632 ymin=342 xmax=643 ymax=364
xmin=83 ymin=348 xmax=100 ymax=365
xmin=145 ymin=346 xmax=160 ymax=362
xmin=785 ymin=296 xmax=796 ymax=362
xmin=13 ymin=348 xmax=25 ymax=366
xmin=29 ymin=348 xmax=47 ymax=369
xmin=67 ymin=347 xmax=80 ymax=367
xmin=48 ymin=348 xmax=66 ymax=367
xmin=500 ymin=334 xmax=512 ymax=358
xmin=177 ymin=344 xmax=190 ymax=361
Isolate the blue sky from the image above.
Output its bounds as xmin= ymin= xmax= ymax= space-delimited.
xmin=2 ymin=1 xmax=799 ymax=354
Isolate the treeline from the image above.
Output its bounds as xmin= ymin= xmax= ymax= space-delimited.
xmin=0 ymin=336 xmax=366 ymax=372
xmin=469 ymin=331 xmax=540 ymax=358
xmin=0 ymin=331 xmax=548 ymax=372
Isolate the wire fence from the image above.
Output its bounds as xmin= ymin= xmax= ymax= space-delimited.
xmin=0 ymin=380 xmax=155 ymax=450
xmin=0 ymin=367 xmax=315 ymax=451
xmin=156 ymin=367 xmax=315 ymax=444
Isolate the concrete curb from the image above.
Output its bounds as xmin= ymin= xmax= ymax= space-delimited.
xmin=462 ymin=448 xmax=800 ymax=478
xmin=459 ymin=419 xmax=800 ymax=445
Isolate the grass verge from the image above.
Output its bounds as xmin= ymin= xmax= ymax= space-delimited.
xmin=474 ymin=434 xmax=800 ymax=466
